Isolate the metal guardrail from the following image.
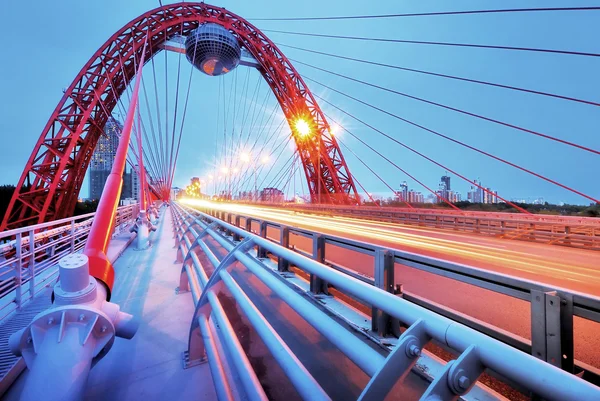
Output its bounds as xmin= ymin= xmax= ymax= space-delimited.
xmin=172 ymin=202 xmax=600 ymax=401
xmin=0 ymin=204 xmax=138 ymax=321
xmin=200 ymin=205 xmax=600 ymax=383
xmin=231 ymin=202 xmax=600 ymax=249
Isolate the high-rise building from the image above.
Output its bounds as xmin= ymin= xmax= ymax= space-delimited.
xmin=89 ymin=118 xmax=133 ymax=200
xmin=441 ymin=175 xmax=451 ymax=191
xmin=437 ymin=175 xmax=452 ymax=203
xmin=132 ymin=165 xmax=140 ymax=201
xmin=407 ymin=190 xmax=424 ymax=203
xmin=467 ymin=180 xmax=497 ymax=204
xmin=396 ymin=181 xmax=408 ymax=201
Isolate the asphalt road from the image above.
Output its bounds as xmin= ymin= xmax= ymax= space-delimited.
xmin=194 ymin=202 xmax=600 ymax=370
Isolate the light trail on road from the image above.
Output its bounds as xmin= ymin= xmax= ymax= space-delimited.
xmin=183 ymin=200 xmax=600 ymax=295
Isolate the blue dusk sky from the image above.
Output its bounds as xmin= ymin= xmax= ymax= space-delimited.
xmin=0 ymin=1 xmax=598 ymax=204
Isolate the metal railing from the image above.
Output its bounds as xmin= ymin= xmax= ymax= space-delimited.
xmin=201 ymin=205 xmax=600 ymax=382
xmin=229 ymin=202 xmax=600 ymax=249
xmin=0 ymin=204 xmax=138 ymax=321
xmin=172 ymin=202 xmax=600 ymax=401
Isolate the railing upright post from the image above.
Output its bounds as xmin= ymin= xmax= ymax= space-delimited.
xmin=278 ymin=226 xmax=290 ymax=272
xmin=70 ymin=219 xmax=76 ymax=252
xmin=531 ymin=290 xmax=574 ymax=373
xmin=28 ymin=229 xmax=36 ymax=299
xmin=372 ymin=249 xmax=397 ymax=336
xmin=15 ymin=233 xmax=22 ymax=309
xmin=245 ymin=218 xmax=252 ymax=233
xmin=233 ymin=216 xmax=241 ymax=242
xmin=309 ymin=234 xmax=328 ymax=295
xmin=257 ymin=221 xmax=268 ymax=259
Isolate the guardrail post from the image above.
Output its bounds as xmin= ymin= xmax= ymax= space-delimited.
xmin=310 ymin=234 xmax=328 ymax=295
xmin=233 ymin=216 xmax=241 ymax=242
xmin=372 ymin=249 xmax=397 ymax=336
xmin=70 ymin=220 xmax=76 ymax=252
xmin=564 ymin=226 xmax=571 ymax=246
xmin=257 ymin=221 xmax=268 ymax=259
xmin=531 ymin=290 xmax=574 ymax=373
xmin=28 ymin=229 xmax=36 ymax=299
xmin=245 ymin=217 xmax=252 ymax=233
xmin=278 ymin=226 xmax=290 ymax=272
xmin=15 ymin=233 xmax=22 ymax=309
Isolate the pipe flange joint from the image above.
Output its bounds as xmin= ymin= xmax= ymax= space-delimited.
xmin=54 ymin=276 xmax=97 ymax=305
xmin=9 ymin=305 xmax=116 ymax=367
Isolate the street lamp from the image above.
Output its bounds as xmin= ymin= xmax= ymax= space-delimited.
xmin=240 ymin=151 xmax=270 ymax=201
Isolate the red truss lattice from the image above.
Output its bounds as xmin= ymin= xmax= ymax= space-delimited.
xmin=1 ymin=2 xmax=358 ymax=230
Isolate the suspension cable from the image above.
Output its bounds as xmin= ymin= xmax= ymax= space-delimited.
xmin=251 ymin=7 xmax=600 ymax=21
xmin=304 ymin=75 xmax=600 ymax=204
xmin=264 ymin=29 xmax=600 ymax=58
xmin=317 ymin=96 xmax=529 ymax=213
xmin=325 ymin=115 xmax=459 ymax=210
xmin=294 ymin=60 xmax=600 ymax=155
xmin=336 ymin=137 xmax=414 ymax=209
xmin=278 ymin=43 xmax=599 ymax=107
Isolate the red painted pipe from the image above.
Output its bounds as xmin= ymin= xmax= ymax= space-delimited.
xmin=83 ymin=39 xmax=148 ymax=299
xmin=136 ymin=109 xmax=148 ymax=211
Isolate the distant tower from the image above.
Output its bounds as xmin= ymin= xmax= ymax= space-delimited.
xmin=132 ymin=165 xmax=140 ymax=201
xmin=399 ymin=181 xmax=408 ymax=201
xmin=441 ymin=175 xmax=451 ymax=191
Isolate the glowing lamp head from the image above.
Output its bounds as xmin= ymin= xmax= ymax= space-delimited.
xmin=295 ymin=119 xmax=311 ymax=137
xmin=240 ymin=152 xmax=251 ymax=163
xmin=260 ymin=155 xmax=270 ymax=164
xmin=221 ymin=167 xmax=229 ymax=174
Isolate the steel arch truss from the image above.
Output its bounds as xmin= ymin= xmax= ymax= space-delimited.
xmin=1 ymin=2 xmax=358 ymax=230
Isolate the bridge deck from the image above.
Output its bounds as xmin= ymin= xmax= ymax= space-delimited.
xmin=0 ymin=207 xmax=512 ymax=400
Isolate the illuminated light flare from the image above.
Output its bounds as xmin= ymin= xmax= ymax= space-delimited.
xmin=294 ymin=118 xmax=311 ymax=137
xmin=329 ymin=122 xmax=341 ymax=136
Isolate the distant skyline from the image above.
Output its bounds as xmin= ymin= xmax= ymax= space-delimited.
xmin=0 ymin=1 xmax=598 ymax=206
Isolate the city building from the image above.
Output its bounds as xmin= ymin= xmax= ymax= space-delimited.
xmin=131 ymin=165 xmax=140 ymax=201
xmin=261 ymin=187 xmax=284 ymax=203
xmin=407 ymin=190 xmax=424 ymax=203
xmin=89 ymin=118 xmax=132 ymax=200
xmin=441 ymin=175 xmax=451 ymax=191
xmin=396 ymin=181 xmax=408 ymax=201
xmin=395 ymin=182 xmax=424 ymax=204
xmin=467 ymin=180 xmax=498 ymax=204
xmin=434 ymin=175 xmax=462 ymax=204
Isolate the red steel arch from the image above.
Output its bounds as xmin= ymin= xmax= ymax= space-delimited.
xmin=1 ymin=2 xmax=358 ymax=231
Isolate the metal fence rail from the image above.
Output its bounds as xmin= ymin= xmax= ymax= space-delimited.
xmin=231 ymin=202 xmax=600 ymax=249
xmin=172 ymin=202 xmax=600 ymax=401
xmin=0 ymin=204 xmax=138 ymax=321
xmin=199 ymin=205 xmax=600 ymax=383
